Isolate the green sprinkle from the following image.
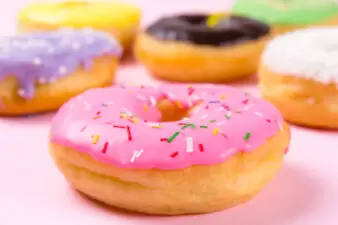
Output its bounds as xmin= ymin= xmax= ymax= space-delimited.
xmin=167 ymin=132 xmax=180 ymax=143
xmin=224 ymin=113 xmax=231 ymax=119
xmin=210 ymin=120 xmax=216 ymax=123
xmin=200 ymin=125 xmax=208 ymax=128
xmin=181 ymin=123 xmax=196 ymax=130
xmin=244 ymin=132 xmax=251 ymax=141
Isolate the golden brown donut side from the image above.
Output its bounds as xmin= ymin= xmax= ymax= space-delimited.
xmin=0 ymin=56 xmax=118 ymax=116
xmin=49 ymin=122 xmax=290 ymax=215
xmin=134 ymin=32 xmax=269 ymax=83
xmin=259 ymin=66 xmax=338 ymax=128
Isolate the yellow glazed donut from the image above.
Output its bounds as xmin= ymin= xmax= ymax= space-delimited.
xmin=0 ymin=28 xmax=122 ymax=116
xmin=231 ymin=0 xmax=338 ymax=36
xmin=17 ymin=1 xmax=141 ymax=52
xmin=49 ymin=84 xmax=290 ymax=215
xmin=259 ymin=27 xmax=338 ymax=129
xmin=135 ymin=14 xmax=271 ymax=83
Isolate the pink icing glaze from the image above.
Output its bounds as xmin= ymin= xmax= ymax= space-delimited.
xmin=50 ymin=84 xmax=285 ymax=170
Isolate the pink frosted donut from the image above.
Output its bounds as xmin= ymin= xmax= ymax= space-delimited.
xmin=49 ymin=84 xmax=290 ymax=215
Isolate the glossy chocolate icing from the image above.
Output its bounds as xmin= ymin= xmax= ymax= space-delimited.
xmin=146 ymin=14 xmax=270 ymax=46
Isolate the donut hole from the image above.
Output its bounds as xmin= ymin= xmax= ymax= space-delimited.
xmin=156 ymin=99 xmax=192 ymax=122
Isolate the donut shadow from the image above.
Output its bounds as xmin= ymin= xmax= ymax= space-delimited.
xmin=70 ymin=163 xmax=319 ymax=224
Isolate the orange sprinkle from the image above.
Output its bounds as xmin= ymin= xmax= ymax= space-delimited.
xmin=212 ymin=128 xmax=219 ymax=135
xmin=220 ymin=94 xmax=226 ymax=100
xmin=92 ymin=115 xmax=101 ymax=120
xmin=143 ymin=104 xmax=149 ymax=112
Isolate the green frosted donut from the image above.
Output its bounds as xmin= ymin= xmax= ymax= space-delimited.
xmin=231 ymin=0 xmax=338 ymax=25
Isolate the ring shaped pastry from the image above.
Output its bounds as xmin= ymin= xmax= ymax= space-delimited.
xmin=232 ymin=0 xmax=338 ymax=35
xmin=50 ymin=84 xmax=290 ymax=215
xmin=259 ymin=28 xmax=338 ymax=128
xmin=18 ymin=1 xmax=141 ymax=52
xmin=0 ymin=28 xmax=122 ymax=116
xmin=135 ymin=14 xmax=271 ymax=83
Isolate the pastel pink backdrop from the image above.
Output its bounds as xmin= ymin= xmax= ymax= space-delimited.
xmin=1 ymin=1 xmax=338 ymax=225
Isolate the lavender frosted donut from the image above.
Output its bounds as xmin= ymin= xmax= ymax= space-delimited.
xmin=0 ymin=28 xmax=122 ymax=116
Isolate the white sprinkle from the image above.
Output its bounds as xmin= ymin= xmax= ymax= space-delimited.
xmin=150 ymin=96 xmax=157 ymax=107
xmin=216 ymin=121 xmax=226 ymax=126
xmin=278 ymin=122 xmax=284 ymax=132
xmin=33 ymin=57 xmax=42 ymax=65
xmin=182 ymin=117 xmax=190 ymax=121
xmin=199 ymin=114 xmax=208 ymax=119
xmin=307 ymin=98 xmax=316 ymax=104
xmin=147 ymin=122 xmax=161 ymax=127
xmin=186 ymin=137 xmax=194 ymax=153
xmin=72 ymin=43 xmax=81 ymax=50
xmin=254 ymin=112 xmax=263 ymax=117
xmin=17 ymin=89 xmax=25 ymax=97
xmin=190 ymin=105 xmax=201 ymax=114
xmin=58 ymin=66 xmax=67 ymax=74
xmin=130 ymin=149 xmax=144 ymax=163
xmin=136 ymin=94 xmax=146 ymax=101
xmin=39 ymin=77 xmax=47 ymax=84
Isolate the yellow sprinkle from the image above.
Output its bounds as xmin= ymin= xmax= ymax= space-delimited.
xmin=91 ymin=134 xmax=100 ymax=144
xmin=206 ymin=13 xmax=227 ymax=28
xmin=120 ymin=114 xmax=128 ymax=119
xmin=212 ymin=128 xmax=219 ymax=135
xmin=175 ymin=101 xmax=183 ymax=108
xmin=220 ymin=94 xmax=226 ymax=100
xmin=132 ymin=117 xmax=138 ymax=123
xmin=151 ymin=125 xmax=162 ymax=128
xmin=143 ymin=104 xmax=149 ymax=112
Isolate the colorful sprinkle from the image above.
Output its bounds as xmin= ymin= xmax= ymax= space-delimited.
xmin=167 ymin=131 xmax=180 ymax=143
xmin=92 ymin=115 xmax=101 ymax=120
xmin=224 ymin=112 xmax=231 ymax=119
xmin=143 ymin=104 xmax=149 ymax=112
xmin=160 ymin=138 xmax=168 ymax=142
xmin=188 ymin=86 xmax=195 ymax=96
xmin=126 ymin=126 xmax=132 ymax=141
xmin=130 ymin=150 xmax=144 ymax=163
xmin=200 ymin=125 xmax=208 ymax=128
xmin=198 ymin=144 xmax=204 ymax=152
xmin=212 ymin=128 xmax=219 ymax=135
xmin=186 ymin=137 xmax=194 ymax=153
xmin=113 ymin=125 xmax=125 ymax=129
xmin=101 ymin=142 xmax=108 ymax=153
xmin=209 ymin=100 xmax=220 ymax=104
xmin=170 ymin=151 xmax=179 ymax=158
xmin=181 ymin=123 xmax=196 ymax=129
xmin=206 ymin=13 xmax=226 ymax=28
xmin=91 ymin=134 xmax=100 ymax=144
xmin=244 ymin=132 xmax=250 ymax=141
xmin=80 ymin=125 xmax=87 ymax=132
xmin=210 ymin=120 xmax=216 ymax=123
xmin=220 ymin=94 xmax=226 ymax=99
xmin=242 ymin=99 xmax=249 ymax=104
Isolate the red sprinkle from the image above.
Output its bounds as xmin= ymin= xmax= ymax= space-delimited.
xmin=113 ymin=125 xmax=126 ymax=129
xmin=266 ymin=119 xmax=271 ymax=123
xmin=188 ymin=87 xmax=195 ymax=96
xmin=170 ymin=151 xmax=179 ymax=158
xmin=101 ymin=142 xmax=108 ymax=154
xmin=178 ymin=123 xmax=187 ymax=125
xmin=160 ymin=138 xmax=168 ymax=142
xmin=96 ymin=111 xmax=101 ymax=115
xmin=242 ymin=99 xmax=249 ymax=104
xmin=205 ymin=105 xmax=209 ymax=109
xmin=198 ymin=144 xmax=204 ymax=152
xmin=126 ymin=126 xmax=132 ymax=141
xmin=222 ymin=104 xmax=231 ymax=110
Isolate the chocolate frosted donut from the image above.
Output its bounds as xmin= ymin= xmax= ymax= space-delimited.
xmin=146 ymin=14 xmax=270 ymax=46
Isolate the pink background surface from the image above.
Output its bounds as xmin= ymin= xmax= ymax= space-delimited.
xmin=1 ymin=1 xmax=338 ymax=224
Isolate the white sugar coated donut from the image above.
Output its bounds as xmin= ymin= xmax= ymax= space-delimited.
xmin=262 ymin=27 xmax=338 ymax=84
